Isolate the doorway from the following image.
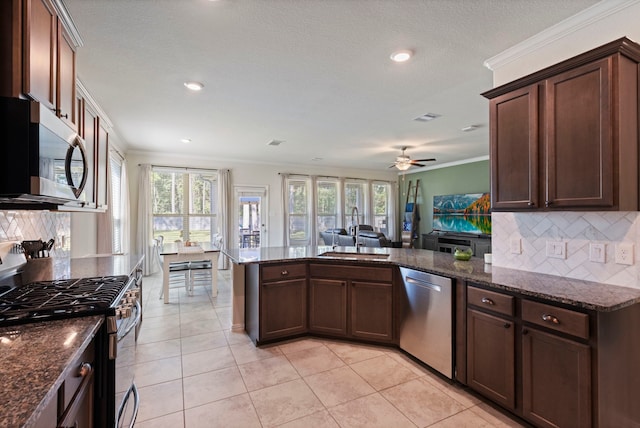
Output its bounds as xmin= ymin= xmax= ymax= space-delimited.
xmin=234 ymin=186 xmax=268 ymax=249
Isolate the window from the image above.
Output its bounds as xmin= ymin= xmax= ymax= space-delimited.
xmin=151 ymin=168 xmax=218 ymax=243
xmin=284 ymin=176 xmax=396 ymax=245
xmin=316 ymin=180 xmax=338 ymax=233
xmin=110 ymin=155 xmax=123 ymax=253
xmin=344 ymin=181 xmax=366 ymax=232
xmin=287 ymin=179 xmax=309 ymax=243
xmin=372 ymin=182 xmax=391 ymax=236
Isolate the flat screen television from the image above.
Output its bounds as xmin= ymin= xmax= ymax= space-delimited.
xmin=433 ymin=192 xmax=491 ymax=235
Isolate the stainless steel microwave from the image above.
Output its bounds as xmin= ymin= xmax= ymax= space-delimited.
xmin=0 ymin=97 xmax=89 ymax=208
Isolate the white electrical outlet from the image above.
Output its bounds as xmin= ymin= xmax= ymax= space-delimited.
xmin=615 ymin=243 xmax=634 ymax=265
xmin=510 ymin=238 xmax=521 ymax=254
xmin=546 ymin=241 xmax=566 ymax=259
xmin=589 ymin=243 xmax=606 ymax=263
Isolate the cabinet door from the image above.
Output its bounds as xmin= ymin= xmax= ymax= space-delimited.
xmin=56 ymin=21 xmax=76 ymax=127
xmin=522 ymin=327 xmax=591 ymax=428
xmin=81 ymin=100 xmax=96 ymax=207
xmin=23 ymin=0 xmax=57 ymax=109
xmin=545 ymin=57 xmax=613 ymax=208
xmin=96 ymin=121 xmax=109 ymax=209
xmin=309 ymin=278 xmax=347 ymax=336
xmin=489 ymin=84 xmax=539 ymax=210
xmin=350 ymin=281 xmax=393 ymax=342
xmin=261 ymin=278 xmax=307 ymax=340
xmin=466 ymin=309 xmax=515 ymax=410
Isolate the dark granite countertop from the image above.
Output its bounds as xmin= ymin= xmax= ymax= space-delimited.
xmin=0 ymin=316 xmax=104 ymax=428
xmin=223 ymin=246 xmax=640 ymax=312
xmin=20 ymin=253 xmax=144 ymax=283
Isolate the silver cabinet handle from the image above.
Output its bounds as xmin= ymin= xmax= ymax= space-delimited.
xmin=281 ymin=270 xmax=289 ymax=276
xmin=542 ymin=314 xmax=560 ymax=324
xmin=481 ymin=297 xmax=495 ymax=305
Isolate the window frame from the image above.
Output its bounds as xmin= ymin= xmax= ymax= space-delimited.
xmin=151 ymin=167 xmax=219 ymax=244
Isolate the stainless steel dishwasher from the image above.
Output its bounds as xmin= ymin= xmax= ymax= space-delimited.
xmin=399 ymin=267 xmax=453 ymax=379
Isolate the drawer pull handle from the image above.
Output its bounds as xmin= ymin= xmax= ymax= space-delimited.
xmin=527 ymin=201 xmax=534 ymax=207
xmin=281 ymin=270 xmax=289 ymax=276
xmin=78 ymin=362 xmax=92 ymax=378
xmin=542 ymin=314 xmax=560 ymax=324
xmin=481 ymin=297 xmax=495 ymax=305
xmin=504 ymin=323 xmax=511 ymax=329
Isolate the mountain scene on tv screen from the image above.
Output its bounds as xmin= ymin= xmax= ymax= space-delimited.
xmin=433 ymin=193 xmax=491 ymax=234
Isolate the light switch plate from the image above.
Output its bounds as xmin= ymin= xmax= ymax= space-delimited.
xmin=546 ymin=241 xmax=566 ymax=259
xmin=589 ymin=243 xmax=606 ymax=263
xmin=615 ymin=243 xmax=634 ymax=265
xmin=510 ymin=238 xmax=521 ymax=254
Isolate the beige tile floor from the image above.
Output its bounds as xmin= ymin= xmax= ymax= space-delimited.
xmin=130 ymin=269 xmax=528 ymax=428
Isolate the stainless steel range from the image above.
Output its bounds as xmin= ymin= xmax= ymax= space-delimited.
xmin=0 ymin=276 xmax=130 ymax=325
xmin=0 ymin=255 xmax=142 ymax=428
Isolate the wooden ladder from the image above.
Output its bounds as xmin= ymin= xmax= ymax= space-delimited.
xmin=402 ymin=179 xmax=420 ymax=248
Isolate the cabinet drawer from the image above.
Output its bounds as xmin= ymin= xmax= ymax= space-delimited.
xmin=62 ymin=342 xmax=95 ymax=412
xmin=468 ymin=286 xmax=514 ymax=316
xmin=261 ymin=263 xmax=306 ymax=281
xmin=522 ymin=300 xmax=589 ymax=339
xmin=309 ymin=264 xmax=392 ymax=282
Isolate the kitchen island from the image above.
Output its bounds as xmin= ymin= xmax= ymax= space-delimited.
xmin=223 ymin=246 xmax=640 ymax=311
xmin=224 ymin=246 xmax=640 ymax=427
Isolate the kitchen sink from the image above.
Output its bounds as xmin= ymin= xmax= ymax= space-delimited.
xmin=318 ymin=251 xmax=390 ymax=260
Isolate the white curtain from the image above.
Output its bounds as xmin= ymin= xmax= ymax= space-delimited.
xmin=280 ymin=173 xmax=290 ymax=246
xmin=136 ymin=164 xmax=154 ymax=275
xmin=388 ymin=182 xmax=398 ymax=241
xmin=217 ymin=169 xmax=231 ymax=269
xmin=120 ymin=159 xmax=131 ymax=254
xmin=309 ymin=176 xmax=318 ymax=246
xmin=96 ymin=156 xmax=113 ymax=254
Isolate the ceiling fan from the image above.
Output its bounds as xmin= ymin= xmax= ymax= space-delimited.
xmin=389 ymin=147 xmax=436 ymax=170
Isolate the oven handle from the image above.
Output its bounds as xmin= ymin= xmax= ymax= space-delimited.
xmin=116 ymin=382 xmax=139 ymax=428
xmin=118 ymin=300 xmax=142 ymax=342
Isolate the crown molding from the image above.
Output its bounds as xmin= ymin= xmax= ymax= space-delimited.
xmin=483 ymin=0 xmax=640 ymax=71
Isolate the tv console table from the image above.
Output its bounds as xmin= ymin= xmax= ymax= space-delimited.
xmin=421 ymin=231 xmax=491 ymax=258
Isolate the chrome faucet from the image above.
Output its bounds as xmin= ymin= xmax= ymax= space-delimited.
xmin=351 ymin=206 xmax=360 ymax=251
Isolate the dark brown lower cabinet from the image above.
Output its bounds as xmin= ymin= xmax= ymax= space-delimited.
xmin=309 ymin=278 xmax=347 ymax=335
xmin=260 ymin=278 xmax=307 ymax=341
xmin=351 ymin=281 xmax=393 ymax=342
xmin=466 ymin=309 xmax=515 ymax=410
xmin=522 ymin=327 xmax=591 ymax=428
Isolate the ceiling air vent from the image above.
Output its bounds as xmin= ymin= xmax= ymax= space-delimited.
xmin=414 ymin=113 xmax=441 ymax=122
xmin=267 ymin=139 xmax=284 ymax=146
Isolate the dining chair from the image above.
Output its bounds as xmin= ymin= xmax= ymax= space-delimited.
xmin=155 ymin=236 xmax=191 ymax=299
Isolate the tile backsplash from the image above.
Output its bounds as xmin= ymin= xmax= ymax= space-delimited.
xmin=492 ymin=211 xmax=640 ymax=288
xmin=0 ymin=210 xmax=71 ymax=257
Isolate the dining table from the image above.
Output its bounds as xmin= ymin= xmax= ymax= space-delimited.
xmin=159 ymin=242 xmax=220 ymax=304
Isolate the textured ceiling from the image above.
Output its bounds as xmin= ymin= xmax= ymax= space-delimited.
xmin=64 ymin=0 xmax=599 ymax=172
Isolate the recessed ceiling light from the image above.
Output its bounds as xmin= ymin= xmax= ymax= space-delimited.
xmin=311 ymin=157 xmax=323 ymax=162
xmin=267 ymin=139 xmax=284 ymax=146
xmin=184 ymin=81 xmax=204 ymax=91
xmin=461 ymin=125 xmax=479 ymax=132
xmin=390 ymin=49 xmax=413 ymax=63
xmin=180 ymin=138 xmax=192 ymax=144
xmin=414 ymin=113 xmax=441 ymax=122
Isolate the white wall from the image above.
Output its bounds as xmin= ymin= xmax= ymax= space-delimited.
xmin=126 ymin=151 xmax=397 ymax=252
xmin=488 ymin=1 xmax=640 ymax=287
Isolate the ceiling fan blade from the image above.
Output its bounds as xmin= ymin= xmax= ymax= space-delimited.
xmin=388 ymin=164 xmax=397 ymax=168
xmin=411 ymin=163 xmax=426 ymax=168
xmin=412 ymin=158 xmax=436 ymax=162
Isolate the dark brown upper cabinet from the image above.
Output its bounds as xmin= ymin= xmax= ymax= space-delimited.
xmin=483 ymin=37 xmax=640 ymax=211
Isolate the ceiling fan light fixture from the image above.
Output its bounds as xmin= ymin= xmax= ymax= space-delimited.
xmin=396 ymin=162 xmax=412 ymax=171
xmin=390 ymin=49 xmax=413 ymax=63
xmin=184 ymin=81 xmax=204 ymax=91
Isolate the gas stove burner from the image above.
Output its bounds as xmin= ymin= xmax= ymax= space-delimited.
xmin=0 ymin=275 xmax=130 ymax=327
